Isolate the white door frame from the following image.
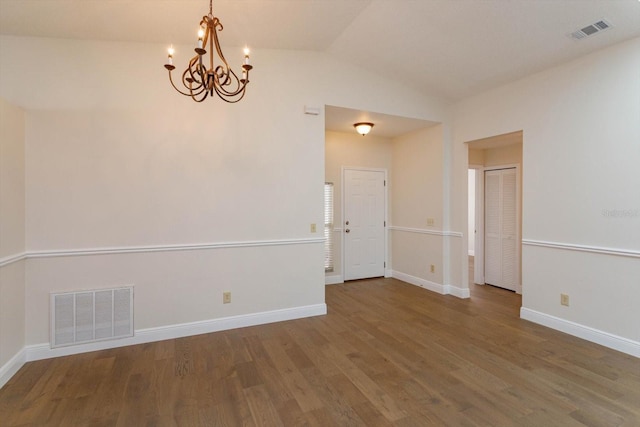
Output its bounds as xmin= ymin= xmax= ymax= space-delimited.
xmin=341 ymin=166 xmax=389 ymax=281
xmin=469 ymin=165 xmax=484 ymax=285
xmin=474 ymin=164 xmax=522 ymax=294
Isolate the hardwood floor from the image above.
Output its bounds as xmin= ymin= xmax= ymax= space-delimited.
xmin=1 ymin=278 xmax=639 ymax=426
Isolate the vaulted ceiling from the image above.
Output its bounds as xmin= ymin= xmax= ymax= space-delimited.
xmin=1 ymin=0 xmax=640 ymax=102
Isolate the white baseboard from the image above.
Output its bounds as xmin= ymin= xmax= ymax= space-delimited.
xmin=0 ymin=347 xmax=27 ymax=389
xmin=445 ymin=284 xmax=471 ymax=299
xmin=23 ymin=303 xmax=327 ymax=364
xmin=392 ymin=270 xmax=446 ymax=294
xmin=520 ymin=307 xmax=640 ymax=358
xmin=392 ymin=270 xmax=470 ymax=299
xmin=325 ymin=275 xmax=343 ymax=285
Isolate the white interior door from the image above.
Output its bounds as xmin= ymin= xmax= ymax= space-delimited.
xmin=343 ymin=169 xmax=386 ymax=281
xmin=484 ymin=168 xmax=517 ymax=291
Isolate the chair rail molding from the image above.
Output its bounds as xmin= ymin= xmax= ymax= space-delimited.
xmin=0 ymin=252 xmax=27 ymax=268
xmin=22 ymin=237 xmax=325 ymax=259
xmin=388 ymin=225 xmax=463 ymax=237
xmin=522 ymin=239 xmax=639 ymax=258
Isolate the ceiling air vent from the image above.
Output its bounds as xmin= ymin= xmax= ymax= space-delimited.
xmin=570 ymin=19 xmax=612 ymax=40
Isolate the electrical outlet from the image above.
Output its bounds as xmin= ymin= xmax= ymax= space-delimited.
xmin=430 ymin=264 xmax=435 ymax=273
xmin=560 ymin=293 xmax=569 ymax=306
xmin=310 ymin=223 xmax=316 ymax=233
xmin=223 ymin=291 xmax=231 ymax=304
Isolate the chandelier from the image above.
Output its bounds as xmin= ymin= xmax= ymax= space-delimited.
xmin=164 ymin=0 xmax=253 ymax=103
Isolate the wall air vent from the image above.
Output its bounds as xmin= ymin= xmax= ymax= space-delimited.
xmin=50 ymin=286 xmax=134 ymax=348
xmin=570 ymin=19 xmax=612 ymax=40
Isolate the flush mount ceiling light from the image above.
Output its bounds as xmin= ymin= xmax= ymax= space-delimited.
xmin=354 ymin=122 xmax=374 ymax=136
xmin=164 ymin=0 xmax=253 ymax=103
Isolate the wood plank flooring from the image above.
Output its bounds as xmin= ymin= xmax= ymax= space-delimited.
xmin=1 ymin=278 xmax=639 ymax=426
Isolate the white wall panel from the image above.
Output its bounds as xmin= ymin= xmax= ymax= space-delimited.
xmin=0 ymin=98 xmax=26 ymax=370
xmin=0 ymin=35 xmax=447 ymax=350
xmin=26 ymin=243 xmax=324 ymax=345
xmin=453 ymin=37 xmax=640 ymax=345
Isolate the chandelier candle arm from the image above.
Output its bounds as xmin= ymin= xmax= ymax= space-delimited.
xmin=163 ymin=0 xmax=253 ymax=103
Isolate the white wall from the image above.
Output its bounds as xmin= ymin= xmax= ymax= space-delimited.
xmin=453 ymin=37 xmax=640 ymax=352
xmin=391 ymin=125 xmax=447 ymax=288
xmin=324 ymin=130 xmax=393 ymax=282
xmin=0 ymin=36 xmax=448 ymax=353
xmin=0 ymin=98 xmax=26 ymax=377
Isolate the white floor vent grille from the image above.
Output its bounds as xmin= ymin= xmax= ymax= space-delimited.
xmin=50 ymin=286 xmax=134 ymax=348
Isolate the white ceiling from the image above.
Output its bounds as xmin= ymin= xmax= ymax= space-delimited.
xmin=2 ymin=0 xmax=640 ymax=135
xmin=325 ymin=105 xmax=438 ymax=138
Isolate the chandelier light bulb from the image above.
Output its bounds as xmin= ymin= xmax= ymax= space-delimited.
xmin=167 ymin=46 xmax=175 ymax=65
xmin=197 ymin=28 xmax=205 ymax=49
xmin=244 ymin=47 xmax=250 ymax=65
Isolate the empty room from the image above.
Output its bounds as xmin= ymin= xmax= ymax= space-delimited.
xmin=1 ymin=0 xmax=639 ymax=425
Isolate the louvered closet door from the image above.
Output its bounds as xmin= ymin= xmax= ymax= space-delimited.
xmin=484 ymin=168 xmax=517 ymax=291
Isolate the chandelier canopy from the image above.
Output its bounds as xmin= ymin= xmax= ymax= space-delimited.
xmin=164 ymin=0 xmax=253 ymax=103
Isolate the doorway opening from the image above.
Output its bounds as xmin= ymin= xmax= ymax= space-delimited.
xmin=324 ymin=105 xmax=437 ymax=285
xmin=466 ymin=131 xmax=523 ymax=296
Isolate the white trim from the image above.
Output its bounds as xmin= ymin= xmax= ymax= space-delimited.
xmin=473 ymin=167 xmax=484 ymax=284
xmin=446 ymin=284 xmax=471 ymax=299
xmin=392 ymin=270 xmax=445 ymax=294
xmin=4 ymin=238 xmax=327 ymax=265
xmin=0 ymin=252 xmax=26 ymax=268
xmin=520 ymin=308 xmax=640 ymax=358
xmin=522 ymin=239 xmax=640 ymax=259
xmin=467 ymin=167 xmax=480 ymax=258
xmin=25 ymin=303 xmax=327 ymax=363
xmin=0 ymin=347 xmax=27 ymax=389
xmin=22 ymin=238 xmax=324 ymax=260
xmin=388 ymin=226 xmax=463 ymax=237
xmin=325 ymin=275 xmax=343 ymax=285
xmin=392 ymin=270 xmax=470 ymax=299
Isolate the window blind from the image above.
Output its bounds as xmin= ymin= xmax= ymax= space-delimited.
xmin=324 ymin=183 xmax=334 ymax=272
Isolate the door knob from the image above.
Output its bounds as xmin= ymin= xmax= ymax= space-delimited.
xmin=345 ymin=229 xmax=350 ymax=233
